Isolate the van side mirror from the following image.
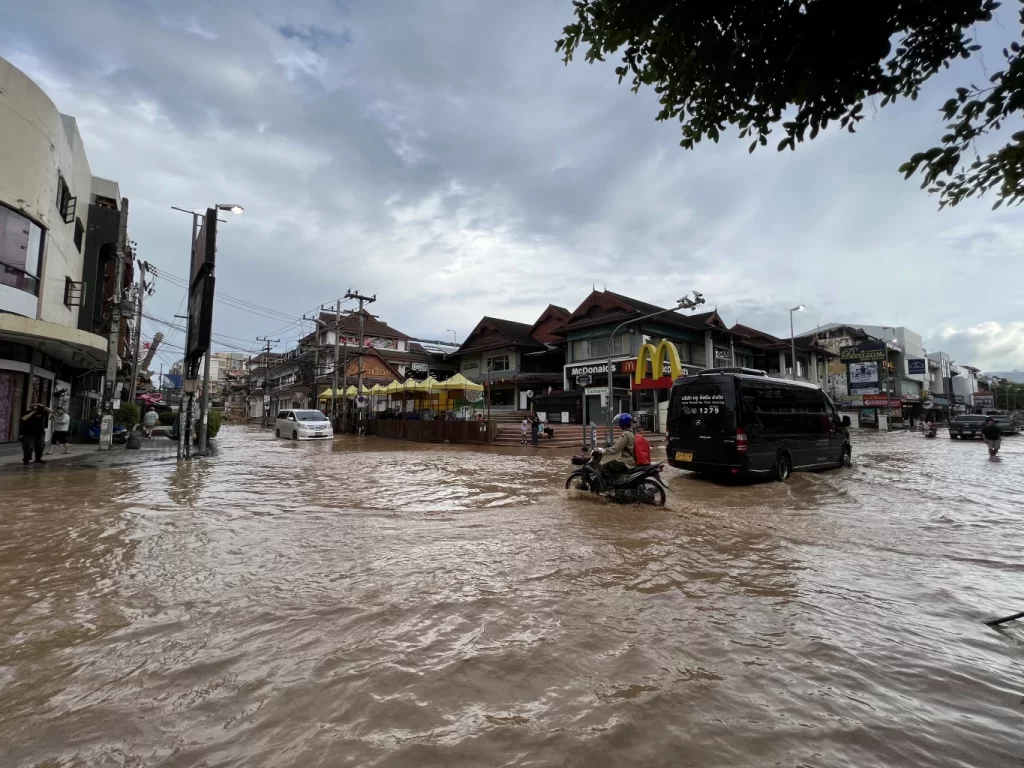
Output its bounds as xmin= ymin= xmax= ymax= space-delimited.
xmin=842 ymin=415 xmax=852 ymax=427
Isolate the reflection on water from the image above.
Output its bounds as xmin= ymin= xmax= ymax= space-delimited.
xmin=0 ymin=426 xmax=1021 ymax=767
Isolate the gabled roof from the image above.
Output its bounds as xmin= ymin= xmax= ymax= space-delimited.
xmin=730 ymin=323 xmax=788 ymax=349
xmin=529 ymin=304 xmax=573 ymax=344
xmin=456 ymin=316 xmax=546 ymax=355
xmin=553 ymin=290 xmax=727 ymax=337
xmin=300 ymin=309 xmax=412 ymax=343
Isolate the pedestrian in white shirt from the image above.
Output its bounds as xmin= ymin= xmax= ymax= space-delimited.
xmin=51 ymin=405 xmax=72 ymax=455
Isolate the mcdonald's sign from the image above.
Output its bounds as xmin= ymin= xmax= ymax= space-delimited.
xmin=634 ymin=340 xmax=685 ymax=390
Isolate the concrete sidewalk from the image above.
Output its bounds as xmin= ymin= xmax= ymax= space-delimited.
xmin=0 ymin=438 xmax=184 ymax=474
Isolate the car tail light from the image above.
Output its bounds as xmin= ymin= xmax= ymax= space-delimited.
xmin=735 ymin=428 xmax=748 ymax=454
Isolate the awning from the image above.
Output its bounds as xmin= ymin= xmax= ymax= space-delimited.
xmin=0 ymin=313 xmax=109 ymax=369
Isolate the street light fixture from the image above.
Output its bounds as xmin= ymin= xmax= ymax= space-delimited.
xmin=218 ymin=204 xmax=245 ymax=215
xmin=604 ymin=291 xmax=705 ymax=445
xmin=446 ymin=329 xmax=457 ymax=345
xmin=789 ymin=305 xmax=804 ymax=379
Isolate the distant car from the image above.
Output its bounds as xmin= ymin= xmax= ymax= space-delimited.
xmin=275 ymin=409 xmax=333 ymax=440
xmin=947 ymin=415 xmax=987 ymax=439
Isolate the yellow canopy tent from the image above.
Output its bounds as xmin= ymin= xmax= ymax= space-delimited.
xmin=370 ymin=383 xmax=387 ymax=395
xmin=436 ymin=373 xmax=484 ymax=392
xmin=385 ymin=380 xmax=403 ymax=394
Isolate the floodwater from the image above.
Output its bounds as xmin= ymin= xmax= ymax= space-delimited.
xmin=0 ymin=426 xmax=1021 ymax=768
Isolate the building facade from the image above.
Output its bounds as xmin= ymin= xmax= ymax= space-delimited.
xmin=1 ymin=57 xmax=125 ymax=444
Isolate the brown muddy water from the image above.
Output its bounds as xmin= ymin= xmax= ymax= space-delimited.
xmin=0 ymin=425 xmax=1021 ymax=767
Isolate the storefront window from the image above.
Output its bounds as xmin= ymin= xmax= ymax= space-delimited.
xmin=691 ymin=344 xmax=707 ymax=367
xmin=572 ymin=334 xmax=627 ymax=361
xmin=489 ymin=387 xmax=515 ymax=407
xmin=0 ymin=370 xmax=28 ymax=442
xmin=486 ymin=354 xmax=511 ymax=372
xmin=0 ymin=204 xmax=45 ymax=296
xmin=674 ymin=342 xmax=691 ymax=363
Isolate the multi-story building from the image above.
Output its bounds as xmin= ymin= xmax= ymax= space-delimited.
xmin=1 ymin=57 xmax=129 ymax=445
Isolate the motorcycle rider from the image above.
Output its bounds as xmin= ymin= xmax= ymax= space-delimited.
xmin=600 ymin=413 xmax=636 ymax=479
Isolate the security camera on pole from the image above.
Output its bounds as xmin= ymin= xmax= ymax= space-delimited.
xmin=605 ymin=291 xmax=705 ymax=446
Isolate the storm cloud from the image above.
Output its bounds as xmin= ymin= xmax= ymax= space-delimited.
xmin=3 ymin=0 xmax=1022 ymax=370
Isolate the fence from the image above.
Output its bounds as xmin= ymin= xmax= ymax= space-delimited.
xmin=367 ymin=419 xmax=497 ymax=444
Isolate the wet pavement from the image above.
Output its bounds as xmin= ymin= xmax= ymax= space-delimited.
xmin=0 ymin=426 xmax=1021 ymax=767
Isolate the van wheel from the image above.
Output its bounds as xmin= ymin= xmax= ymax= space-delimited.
xmin=773 ymin=452 xmax=791 ymax=482
xmin=839 ymin=446 xmax=851 ymax=468
xmin=275 ymin=428 xmax=280 ymax=438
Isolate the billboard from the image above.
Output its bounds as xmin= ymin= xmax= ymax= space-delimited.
xmin=187 ymin=273 xmax=216 ymax=362
xmin=839 ymin=343 xmax=886 ymax=362
xmin=848 ymin=361 xmax=879 ymax=393
xmin=186 ymin=210 xmax=217 ymax=362
xmin=975 ymin=393 xmax=995 ymax=409
xmin=907 ymin=358 xmax=927 ymax=375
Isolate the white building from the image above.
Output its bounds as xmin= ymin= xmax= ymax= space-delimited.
xmin=1 ymin=57 xmax=124 ymax=445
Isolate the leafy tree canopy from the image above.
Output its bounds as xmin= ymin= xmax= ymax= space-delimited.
xmin=556 ymin=0 xmax=1024 ymax=209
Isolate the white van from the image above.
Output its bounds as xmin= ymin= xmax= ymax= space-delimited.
xmin=275 ymin=409 xmax=333 ymax=440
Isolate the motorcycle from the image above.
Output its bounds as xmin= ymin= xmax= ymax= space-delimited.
xmin=565 ymin=449 xmax=669 ymax=506
xmin=925 ymin=423 xmax=938 ymax=438
xmin=87 ymin=421 xmax=128 ymax=444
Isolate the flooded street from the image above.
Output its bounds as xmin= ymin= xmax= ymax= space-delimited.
xmin=1 ymin=426 xmax=1021 ymax=767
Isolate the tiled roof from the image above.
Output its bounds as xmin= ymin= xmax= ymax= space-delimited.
xmin=316 ymin=309 xmax=412 ymax=340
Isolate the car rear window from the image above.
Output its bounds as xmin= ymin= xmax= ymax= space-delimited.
xmin=669 ymin=380 xmax=736 ymax=429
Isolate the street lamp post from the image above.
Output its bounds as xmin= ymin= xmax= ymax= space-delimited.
xmin=171 ymin=203 xmax=244 ymax=458
xmin=881 ymin=326 xmax=897 ymax=432
xmin=789 ymin=305 xmax=804 ymax=379
xmin=604 ymin=291 xmax=705 ymax=446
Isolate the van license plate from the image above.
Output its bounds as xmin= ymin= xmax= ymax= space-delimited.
xmin=675 ymin=451 xmax=693 ymax=462
xmin=314 ymin=432 xmax=324 ymax=437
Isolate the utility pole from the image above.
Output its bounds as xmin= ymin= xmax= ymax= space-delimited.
xmin=302 ymin=312 xmax=321 ymax=412
xmin=256 ymin=337 xmax=278 ymax=427
xmin=333 ymin=299 xmax=341 ymax=426
xmin=345 ymin=289 xmax=376 ymax=434
xmin=100 ymin=197 xmax=129 ymax=451
xmin=128 ymin=260 xmax=149 ymax=406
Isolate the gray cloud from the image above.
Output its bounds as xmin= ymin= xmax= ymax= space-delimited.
xmin=3 ymin=0 xmax=1022 ymax=370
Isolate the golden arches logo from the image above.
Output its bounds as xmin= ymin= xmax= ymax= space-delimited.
xmin=635 ymin=340 xmax=683 ymax=385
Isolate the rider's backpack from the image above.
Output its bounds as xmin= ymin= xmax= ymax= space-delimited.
xmin=634 ymin=431 xmax=651 ymax=466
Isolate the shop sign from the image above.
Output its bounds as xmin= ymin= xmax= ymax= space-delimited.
xmin=584 ymin=387 xmax=609 ymax=396
xmin=859 ymin=408 xmax=878 ymax=425
xmin=839 ymin=343 xmax=886 ymax=362
xmin=975 ymin=394 xmax=995 ymax=408
xmin=569 ymin=362 xmax=620 ymax=376
xmin=576 ymin=374 xmax=592 ymax=386
xmin=907 ymin=358 xmax=927 ymax=375
xmin=862 ymin=395 xmax=902 ymax=408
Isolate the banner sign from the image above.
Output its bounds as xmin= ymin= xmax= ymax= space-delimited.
xmin=975 ymin=393 xmax=995 ymax=408
xmin=848 ymin=361 xmax=879 ymax=393
xmin=839 ymin=343 xmax=886 ymax=362
xmin=907 ymin=358 xmax=927 ymax=375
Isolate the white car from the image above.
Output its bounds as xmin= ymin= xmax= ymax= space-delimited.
xmin=275 ymin=409 xmax=334 ymax=440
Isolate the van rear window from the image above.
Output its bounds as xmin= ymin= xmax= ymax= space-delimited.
xmin=669 ymin=381 xmax=735 ymax=428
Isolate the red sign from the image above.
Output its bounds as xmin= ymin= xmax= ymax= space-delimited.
xmin=863 ymin=396 xmax=904 ymax=408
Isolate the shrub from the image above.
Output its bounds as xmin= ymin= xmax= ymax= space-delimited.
xmin=158 ymin=411 xmax=176 ymax=426
xmin=115 ymin=402 xmax=140 ymax=430
xmin=206 ymin=409 xmax=222 ymax=440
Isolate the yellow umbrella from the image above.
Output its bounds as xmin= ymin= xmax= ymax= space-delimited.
xmin=437 ymin=373 xmax=484 ymax=392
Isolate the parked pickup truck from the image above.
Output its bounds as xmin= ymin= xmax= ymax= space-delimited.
xmin=989 ymin=414 xmax=1020 ymax=435
xmin=948 ymin=415 xmax=988 ymax=439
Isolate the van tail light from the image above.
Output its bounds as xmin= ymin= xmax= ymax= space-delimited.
xmin=735 ymin=428 xmax=748 ymax=454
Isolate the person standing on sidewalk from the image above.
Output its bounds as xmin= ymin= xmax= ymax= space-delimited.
xmin=50 ymin=404 xmax=72 ymax=455
xmin=521 ymin=415 xmax=529 ymax=445
xmin=530 ymin=414 xmax=540 ymax=446
xmin=20 ymin=403 xmax=50 ymax=465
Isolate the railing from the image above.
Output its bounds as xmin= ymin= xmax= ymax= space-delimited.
xmin=0 ymin=261 xmax=40 ymax=296
xmin=367 ymin=419 xmax=496 ymax=444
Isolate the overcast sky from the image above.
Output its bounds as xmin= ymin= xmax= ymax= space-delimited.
xmin=4 ymin=0 xmax=1022 ymax=372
